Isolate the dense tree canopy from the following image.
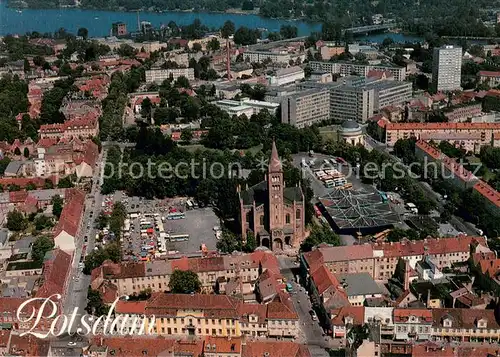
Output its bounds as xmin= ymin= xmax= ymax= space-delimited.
xmin=168 ymin=270 xmax=201 ymax=293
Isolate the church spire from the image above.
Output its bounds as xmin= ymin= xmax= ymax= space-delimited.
xmin=269 ymin=140 xmax=282 ymax=173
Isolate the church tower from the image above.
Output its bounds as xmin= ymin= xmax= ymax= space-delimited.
xmin=268 ymin=141 xmax=284 ymax=236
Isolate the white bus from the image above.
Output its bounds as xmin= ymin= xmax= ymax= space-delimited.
xmin=166 ymin=234 xmax=189 ymax=241
xmin=167 ymin=212 xmax=185 ymax=220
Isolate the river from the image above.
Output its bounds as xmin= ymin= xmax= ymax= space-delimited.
xmin=0 ymin=1 xmax=423 ymax=43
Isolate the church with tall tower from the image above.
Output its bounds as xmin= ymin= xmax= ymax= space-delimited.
xmin=238 ymin=141 xmax=306 ymax=250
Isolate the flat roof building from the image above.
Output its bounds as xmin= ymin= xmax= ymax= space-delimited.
xmin=281 ymin=88 xmax=330 ymax=128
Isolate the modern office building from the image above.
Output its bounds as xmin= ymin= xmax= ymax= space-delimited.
xmin=365 ymin=80 xmax=413 ymax=110
xmin=281 ymin=88 xmax=330 ymax=127
xmin=329 ymin=84 xmax=375 ymax=122
xmin=309 ymin=61 xmax=406 ymax=81
xmin=145 ymin=68 xmax=195 ymax=83
xmin=432 ymin=45 xmax=462 ymax=91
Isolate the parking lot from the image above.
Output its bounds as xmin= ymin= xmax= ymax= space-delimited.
xmin=101 ymin=192 xmax=220 ymax=261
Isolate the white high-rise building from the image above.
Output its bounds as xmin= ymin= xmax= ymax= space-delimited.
xmin=432 ymin=45 xmax=462 ymax=92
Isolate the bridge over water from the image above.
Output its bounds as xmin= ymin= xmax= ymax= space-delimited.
xmin=343 ymin=23 xmax=396 ymax=35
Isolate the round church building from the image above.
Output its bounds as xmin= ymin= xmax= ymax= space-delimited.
xmin=338 ymin=120 xmax=364 ymax=146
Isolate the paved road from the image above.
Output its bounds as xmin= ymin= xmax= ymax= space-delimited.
xmin=363 ymin=133 xmax=478 ymax=237
xmin=62 ymin=147 xmax=107 ymax=334
xmin=278 ymin=256 xmax=334 ymax=357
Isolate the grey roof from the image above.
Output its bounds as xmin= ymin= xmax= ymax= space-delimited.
xmin=13 ymin=236 xmax=36 ymax=250
xmin=29 ymin=189 xmax=66 ymax=201
xmin=0 ymin=229 xmax=8 ymax=246
xmin=4 ymin=161 xmax=23 ymax=175
xmin=338 ymin=273 xmax=384 ymax=297
xmin=341 ymin=120 xmax=360 ymax=129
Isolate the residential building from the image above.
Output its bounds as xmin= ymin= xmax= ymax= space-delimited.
xmin=336 ymin=273 xmax=385 ymax=306
xmin=85 ymin=337 xmax=311 ymax=357
xmin=444 ymin=103 xmax=482 ymax=122
xmin=91 ymin=251 xmax=280 ymax=298
xmin=330 ymin=306 xmax=365 ymax=341
xmin=478 ymin=70 xmax=500 ymax=87
xmin=115 ymin=292 xmax=299 ymax=339
xmin=53 ymin=189 xmax=85 ymax=252
xmin=301 ymin=235 xmax=488 ymax=281
xmin=471 ymin=251 xmax=500 ymax=295
xmin=145 ymin=68 xmax=195 ymax=83
xmin=243 ymin=51 xmax=291 ymax=64
xmin=382 ymin=122 xmax=500 ymax=149
xmin=415 ymin=256 xmax=444 ymax=281
xmin=329 ymin=84 xmax=375 ymax=122
xmin=239 ymin=142 xmax=306 ymax=250
xmin=111 ymin=22 xmax=127 ymax=36
xmin=38 ymin=116 xmax=99 ymax=140
xmin=393 ymin=308 xmax=433 ymax=341
xmin=472 ymin=180 xmax=500 ymax=216
xmin=431 ymin=308 xmax=500 ymax=343
xmin=415 ymin=140 xmax=479 ymax=189
xmin=309 ymin=61 xmax=406 ymax=81
xmin=365 ymin=80 xmax=412 ymax=110
xmin=281 ymin=88 xmax=330 ymax=128
xmin=432 ymin=45 xmax=462 ymax=91
xmin=268 ymin=66 xmax=305 ymax=86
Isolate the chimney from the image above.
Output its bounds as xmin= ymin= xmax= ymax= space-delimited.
xmin=404 ymin=260 xmax=410 ymax=291
xmin=427 ymin=289 xmax=431 ymax=307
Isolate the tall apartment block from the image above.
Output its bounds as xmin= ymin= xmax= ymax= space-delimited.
xmin=432 ymin=45 xmax=462 ymax=91
xmin=145 ymin=68 xmax=195 ymax=83
xmin=281 ymin=88 xmax=330 ymax=128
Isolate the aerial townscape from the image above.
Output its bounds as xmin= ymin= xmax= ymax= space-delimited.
xmin=2 ymin=1 xmax=500 ymax=356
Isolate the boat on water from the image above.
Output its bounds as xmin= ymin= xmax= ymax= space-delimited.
xmin=16 ymin=9 xmax=22 ymax=13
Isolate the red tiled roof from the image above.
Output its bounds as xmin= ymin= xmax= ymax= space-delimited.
xmin=204 ymin=336 xmax=242 ymax=354
xmin=393 ymin=308 xmax=432 ymax=323
xmin=0 ymin=176 xmax=56 ymax=190
xmin=330 ymin=306 xmax=365 ymax=326
xmin=266 ymin=292 xmax=298 ymax=320
xmin=238 ymin=302 xmax=267 ymax=322
xmin=412 ymin=343 xmax=454 ymax=357
xmin=372 ymin=236 xmax=486 ymax=258
xmin=36 ymin=137 xmax=59 ymax=149
xmin=115 ymin=301 xmax=147 ymax=314
xmin=36 ymin=248 xmax=71 ymax=299
xmin=242 ymin=341 xmax=311 ymax=357
xmin=416 ymin=140 xmax=442 ymax=160
xmin=9 ymin=191 xmax=29 ymax=203
xmin=145 ymin=293 xmax=240 ymax=318
xmin=92 ymin=337 xmax=204 ymax=357
xmin=473 ymin=180 xmax=500 ymax=208
xmin=385 ymin=122 xmax=500 ymax=131
xmin=0 ymin=330 xmax=10 ymax=348
xmin=303 ymin=244 xmax=373 ymax=265
xmin=310 ymin=264 xmax=339 ymax=295
xmin=82 ymin=140 xmax=99 ymax=166
xmin=431 ymin=308 xmax=500 ymax=329
xmin=53 ymin=188 xmax=85 ymax=238
xmin=479 ymin=70 xmax=500 ymax=77
xmin=8 ymin=334 xmax=50 ymax=356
